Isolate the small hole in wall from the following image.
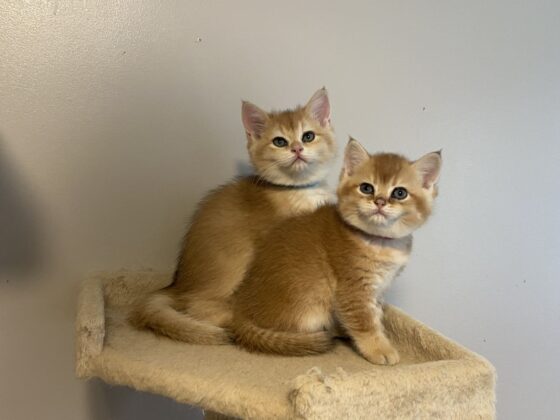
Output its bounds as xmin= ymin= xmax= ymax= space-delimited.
xmin=195 ymin=36 xmax=203 ymax=43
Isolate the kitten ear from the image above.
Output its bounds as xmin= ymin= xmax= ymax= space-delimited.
xmin=342 ymin=137 xmax=369 ymax=176
xmin=413 ymin=151 xmax=442 ymax=188
xmin=242 ymin=101 xmax=269 ymax=139
xmin=305 ymin=87 xmax=331 ymax=126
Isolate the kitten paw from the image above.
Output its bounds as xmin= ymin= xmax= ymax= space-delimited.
xmin=362 ymin=344 xmax=400 ymax=365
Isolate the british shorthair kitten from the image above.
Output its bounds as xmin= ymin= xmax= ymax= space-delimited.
xmin=130 ymin=88 xmax=337 ymax=344
xmin=231 ymin=138 xmax=442 ymax=364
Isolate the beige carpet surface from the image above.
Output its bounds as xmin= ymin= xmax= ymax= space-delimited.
xmin=76 ymin=271 xmax=496 ymax=419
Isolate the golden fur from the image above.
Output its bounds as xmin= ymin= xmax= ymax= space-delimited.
xmin=130 ymin=89 xmax=337 ymax=343
xmin=231 ymin=139 xmax=442 ymax=364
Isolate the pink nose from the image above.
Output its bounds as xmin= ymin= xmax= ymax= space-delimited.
xmin=291 ymin=145 xmax=304 ymax=154
xmin=375 ymin=197 xmax=387 ymax=207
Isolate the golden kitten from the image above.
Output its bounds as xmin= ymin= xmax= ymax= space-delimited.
xmin=130 ymin=88 xmax=337 ymax=344
xmin=231 ymin=138 xmax=441 ymax=364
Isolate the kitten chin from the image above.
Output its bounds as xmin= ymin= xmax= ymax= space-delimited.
xmin=260 ymin=161 xmax=332 ymax=187
xmin=339 ymin=211 xmax=415 ymax=239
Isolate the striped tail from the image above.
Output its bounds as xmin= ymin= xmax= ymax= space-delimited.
xmin=232 ymin=316 xmax=333 ymax=356
xmin=129 ymin=293 xmax=230 ymax=345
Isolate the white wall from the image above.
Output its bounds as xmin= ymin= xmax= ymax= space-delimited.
xmin=1 ymin=1 xmax=559 ymax=419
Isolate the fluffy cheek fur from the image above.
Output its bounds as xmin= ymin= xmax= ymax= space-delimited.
xmin=248 ymin=117 xmax=336 ymax=186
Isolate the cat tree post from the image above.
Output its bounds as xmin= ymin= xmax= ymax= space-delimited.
xmin=76 ymin=271 xmax=496 ymax=419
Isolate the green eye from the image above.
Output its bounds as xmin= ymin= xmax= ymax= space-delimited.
xmin=272 ymin=137 xmax=288 ymax=147
xmin=302 ymin=131 xmax=315 ymax=143
xmin=391 ymin=187 xmax=408 ymax=200
xmin=359 ymin=183 xmax=375 ymax=195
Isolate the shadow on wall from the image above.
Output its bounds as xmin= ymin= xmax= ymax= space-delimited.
xmin=235 ymin=160 xmax=254 ymax=178
xmin=87 ymin=380 xmax=204 ymax=420
xmin=0 ymin=134 xmax=44 ymax=280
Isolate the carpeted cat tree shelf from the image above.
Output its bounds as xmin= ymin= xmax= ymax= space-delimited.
xmin=75 ymin=271 xmax=496 ymax=419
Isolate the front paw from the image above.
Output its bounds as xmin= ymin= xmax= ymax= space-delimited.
xmin=362 ymin=342 xmax=400 ymax=365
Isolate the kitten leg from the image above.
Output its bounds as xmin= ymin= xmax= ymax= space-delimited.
xmin=355 ymin=302 xmax=399 ymax=365
xmin=336 ymin=294 xmax=399 ymax=365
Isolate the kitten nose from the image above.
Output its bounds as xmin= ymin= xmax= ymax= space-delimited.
xmin=291 ymin=145 xmax=304 ymax=154
xmin=375 ymin=197 xmax=387 ymax=207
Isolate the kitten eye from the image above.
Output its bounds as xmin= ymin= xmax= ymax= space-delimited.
xmin=272 ymin=137 xmax=288 ymax=147
xmin=359 ymin=183 xmax=375 ymax=195
xmin=302 ymin=131 xmax=315 ymax=143
xmin=391 ymin=187 xmax=408 ymax=200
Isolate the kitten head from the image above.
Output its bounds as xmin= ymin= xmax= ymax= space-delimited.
xmin=337 ymin=138 xmax=442 ymax=238
xmin=242 ymin=88 xmax=336 ymax=186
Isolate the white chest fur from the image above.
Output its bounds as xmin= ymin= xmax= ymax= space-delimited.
xmin=371 ymin=261 xmax=405 ymax=295
xmin=361 ymin=236 xmax=412 ymax=294
xmin=270 ymin=186 xmax=335 ymax=216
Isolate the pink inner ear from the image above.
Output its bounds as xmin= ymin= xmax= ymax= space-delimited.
xmin=344 ymin=139 xmax=369 ymax=175
xmin=242 ymin=102 xmax=267 ymax=138
xmin=307 ymin=89 xmax=331 ymax=126
xmin=421 ymin=170 xmax=437 ymax=188
xmin=415 ymin=153 xmax=441 ymax=188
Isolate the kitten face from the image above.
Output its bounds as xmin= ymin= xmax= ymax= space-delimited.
xmin=337 ymin=139 xmax=441 ymax=238
xmin=242 ymin=88 xmax=336 ymax=186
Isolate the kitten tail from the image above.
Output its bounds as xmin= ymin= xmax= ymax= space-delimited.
xmin=129 ymin=293 xmax=230 ymax=345
xmin=232 ymin=316 xmax=333 ymax=356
